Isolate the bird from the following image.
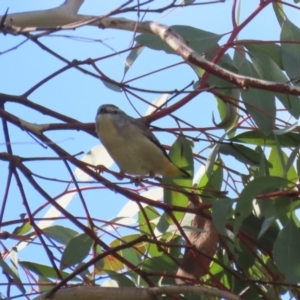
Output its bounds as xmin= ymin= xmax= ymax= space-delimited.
xmin=95 ymin=104 xmax=190 ymax=178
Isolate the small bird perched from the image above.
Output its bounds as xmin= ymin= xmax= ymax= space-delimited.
xmin=95 ymin=104 xmax=190 ymax=178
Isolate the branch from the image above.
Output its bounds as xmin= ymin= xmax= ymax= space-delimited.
xmin=33 ymin=285 xmax=241 ymax=300
xmin=2 ymin=3 xmax=300 ymax=96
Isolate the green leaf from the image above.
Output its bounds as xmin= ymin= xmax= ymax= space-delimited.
xmin=273 ymin=218 xmax=300 ymax=284
xmin=281 ymin=19 xmax=300 ymax=85
xmin=231 ymin=130 xmax=300 ymax=147
xmin=121 ymin=248 xmax=141 ymax=267
xmin=199 ymin=158 xmax=223 ymax=194
xmin=239 ymin=60 xmax=275 ymax=136
xmin=12 ymin=222 xmax=32 ymax=235
xmin=20 ymin=261 xmax=79 ymax=280
xmin=241 ymin=214 xmax=279 ymax=252
xmin=212 ymin=198 xmax=234 ymax=236
xmin=248 ymin=50 xmax=300 ymax=118
xmin=106 ymin=270 xmax=136 ymax=287
xmin=245 ymin=41 xmax=283 ymax=69
xmin=272 ymin=2 xmax=285 ymax=26
xmin=219 ymin=143 xmax=265 ymax=166
xmin=138 ymin=206 xmax=159 ymax=235
xmin=0 ymin=256 xmax=25 ymax=294
xmin=60 ymin=233 xmax=93 ymax=270
xmin=136 ymin=25 xmax=221 ymax=55
xmin=163 ymin=136 xmax=193 ymax=224
xmin=38 ymin=276 xmax=54 ymax=293
xmin=169 ymin=135 xmax=194 ymax=178
xmin=205 ymin=143 xmax=220 ymax=178
xmin=95 ymin=245 xmax=104 ymax=269
xmin=268 ymin=145 xmax=297 ymax=182
xmin=156 ymin=212 xmax=170 ymax=234
xmin=43 ymin=225 xmax=78 ymax=245
xmin=215 ymin=96 xmax=239 ymax=134
xmin=234 ymin=176 xmax=289 ymax=234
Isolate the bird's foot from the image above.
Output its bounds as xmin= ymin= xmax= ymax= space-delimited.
xmin=94 ymin=164 xmax=107 ymax=174
xmin=130 ymin=176 xmax=145 ymax=187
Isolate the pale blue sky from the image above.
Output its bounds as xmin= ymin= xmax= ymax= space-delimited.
xmin=0 ymin=1 xmax=299 ymax=299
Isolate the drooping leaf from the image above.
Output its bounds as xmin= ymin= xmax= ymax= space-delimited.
xmin=234 ymin=176 xmax=289 ymax=234
xmin=248 ymin=50 xmax=300 ymax=118
xmin=212 ymin=198 xmax=234 ymax=236
xmin=268 ymin=145 xmax=297 ymax=182
xmin=273 ymin=217 xmax=300 ymax=284
xmin=272 ymin=2 xmax=285 ymax=26
xmin=239 ymin=59 xmax=275 ymax=136
xmin=138 ymin=205 xmax=159 ymax=235
xmin=0 ymin=256 xmax=25 ymax=294
xmin=199 ymin=158 xmax=223 ymax=198
xmin=281 ymin=19 xmax=300 ymax=86
xmin=124 ymin=43 xmax=144 ymax=75
xmin=163 ymin=136 xmax=193 ymax=224
xmin=241 ymin=214 xmax=279 ymax=252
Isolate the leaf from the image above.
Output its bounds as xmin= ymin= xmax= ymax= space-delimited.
xmin=241 ymin=214 xmax=279 ymax=252
xmin=124 ymin=43 xmax=144 ymax=75
xmin=219 ymin=143 xmax=266 ymax=166
xmin=245 ymin=41 xmax=283 ymax=69
xmin=163 ymin=136 xmax=193 ymax=224
xmin=205 ymin=143 xmax=220 ymax=178
xmin=0 ymin=256 xmax=25 ymax=294
xmin=136 ymin=25 xmax=222 ymax=55
xmin=212 ymin=198 xmax=234 ymax=236
xmin=138 ymin=206 xmax=160 ymax=235
xmin=12 ymin=222 xmax=32 ymax=235
xmin=272 ymin=2 xmax=285 ymax=26
xmin=281 ymin=19 xmax=300 ymax=85
xmin=273 ymin=122 xmax=299 ymax=135
xmin=60 ymin=233 xmax=93 ymax=270
xmin=248 ymin=50 xmax=300 ymax=118
xmin=144 ymin=93 xmax=168 ymax=116
xmin=231 ymin=130 xmax=300 ymax=147
xmin=215 ymin=96 xmax=239 ymax=133
xmin=43 ymin=225 xmax=78 ymax=245
xmin=105 ymin=270 xmax=136 ymax=287
xmin=169 ymin=135 xmax=194 ymax=177
xmin=38 ymin=276 xmax=54 ymax=293
xmin=101 ymin=78 xmax=121 ymax=92
xmin=95 ymin=245 xmax=104 ymax=269
xmin=199 ymin=158 xmax=223 ymax=194
xmin=239 ymin=59 xmax=275 ymax=135
xmin=268 ymin=145 xmax=297 ymax=182
xmin=234 ymin=176 xmax=289 ymax=235
xmin=20 ymin=261 xmax=79 ymax=280
xmin=273 ymin=218 xmax=300 ymax=284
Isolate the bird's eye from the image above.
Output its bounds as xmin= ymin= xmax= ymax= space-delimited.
xmin=113 ymin=110 xmax=118 ymax=114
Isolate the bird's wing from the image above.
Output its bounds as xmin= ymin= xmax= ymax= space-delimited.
xmin=131 ymin=118 xmax=171 ymax=161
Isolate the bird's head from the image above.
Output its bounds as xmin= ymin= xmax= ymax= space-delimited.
xmin=97 ymin=104 xmax=124 ymax=116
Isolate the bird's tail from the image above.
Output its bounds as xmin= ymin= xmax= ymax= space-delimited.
xmin=163 ymin=162 xmax=191 ymax=178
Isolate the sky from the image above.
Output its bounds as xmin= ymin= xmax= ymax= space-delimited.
xmin=0 ymin=0 xmax=299 ymax=299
